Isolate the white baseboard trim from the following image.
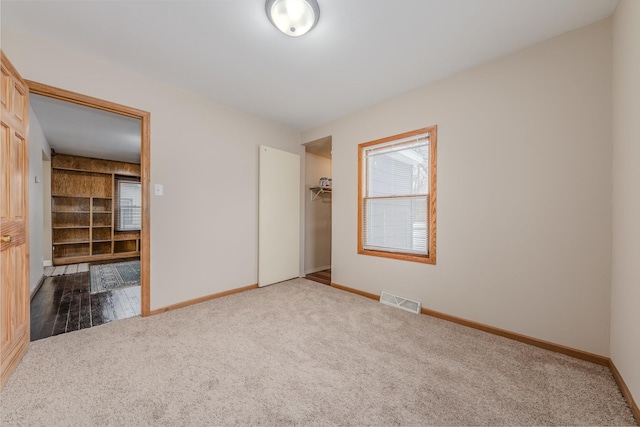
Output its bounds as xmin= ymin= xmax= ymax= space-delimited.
xmin=305 ymin=265 xmax=331 ymax=275
xmin=43 ymin=260 xmax=52 ymax=267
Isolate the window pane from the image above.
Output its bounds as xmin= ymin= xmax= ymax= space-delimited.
xmin=117 ymin=181 xmax=141 ymax=231
xmin=358 ymin=127 xmax=436 ymax=263
xmin=363 ymin=196 xmax=427 ymax=254
xmin=367 ymin=141 xmax=428 ymax=197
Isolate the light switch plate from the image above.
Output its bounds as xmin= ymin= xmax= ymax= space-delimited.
xmin=154 ymin=184 xmax=164 ymax=196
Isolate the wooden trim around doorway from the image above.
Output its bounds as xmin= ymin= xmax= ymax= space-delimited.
xmin=26 ymin=81 xmax=152 ymax=317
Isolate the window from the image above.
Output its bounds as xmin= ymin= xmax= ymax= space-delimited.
xmin=358 ymin=126 xmax=437 ymax=264
xmin=114 ymin=178 xmax=141 ymax=231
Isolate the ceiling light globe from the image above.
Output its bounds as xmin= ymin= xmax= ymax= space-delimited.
xmin=266 ymin=0 xmax=320 ymax=37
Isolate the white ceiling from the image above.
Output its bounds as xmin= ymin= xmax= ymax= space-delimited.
xmin=30 ymin=94 xmax=141 ymax=164
xmin=3 ymin=0 xmax=618 ymax=136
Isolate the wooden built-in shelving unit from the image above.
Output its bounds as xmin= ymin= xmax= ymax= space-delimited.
xmin=51 ymin=154 xmax=141 ymax=265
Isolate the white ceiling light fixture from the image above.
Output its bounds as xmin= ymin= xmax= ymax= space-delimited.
xmin=266 ymin=0 xmax=320 ymax=37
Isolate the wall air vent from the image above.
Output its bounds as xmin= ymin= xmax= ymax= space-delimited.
xmin=379 ymin=292 xmax=421 ymax=314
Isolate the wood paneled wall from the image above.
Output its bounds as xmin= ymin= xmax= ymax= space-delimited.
xmin=51 ymin=154 xmax=141 ymax=265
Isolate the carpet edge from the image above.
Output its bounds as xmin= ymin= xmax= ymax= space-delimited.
xmin=330 ymin=281 xmax=609 ymax=365
xmin=148 ymin=283 xmax=258 ymax=315
xmin=331 ymin=281 xmax=640 ymax=421
xmin=610 ymin=359 xmax=640 ymax=424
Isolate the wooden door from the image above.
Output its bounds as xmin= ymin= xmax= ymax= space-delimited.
xmin=0 ymin=51 xmax=30 ymax=388
xmin=258 ymin=145 xmax=300 ymax=287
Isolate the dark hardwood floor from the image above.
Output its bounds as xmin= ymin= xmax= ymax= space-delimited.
xmin=305 ymin=268 xmax=331 ymax=285
xmin=30 ymin=263 xmax=140 ymax=342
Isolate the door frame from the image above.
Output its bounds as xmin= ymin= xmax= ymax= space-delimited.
xmin=27 ymin=81 xmax=152 ymax=316
xmin=301 ymin=137 xmax=332 ymax=279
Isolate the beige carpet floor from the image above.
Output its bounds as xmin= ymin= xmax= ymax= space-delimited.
xmin=1 ymin=279 xmax=636 ymax=426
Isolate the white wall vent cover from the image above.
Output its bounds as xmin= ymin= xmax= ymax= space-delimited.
xmin=379 ymin=292 xmax=421 ymax=314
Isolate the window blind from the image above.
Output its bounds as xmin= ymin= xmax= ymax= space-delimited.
xmin=114 ymin=178 xmax=141 ymax=232
xmin=362 ymin=134 xmax=429 ymax=255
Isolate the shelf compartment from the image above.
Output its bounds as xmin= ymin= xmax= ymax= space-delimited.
xmin=114 ymin=239 xmax=138 ymax=254
xmin=52 ymin=196 xmax=90 ymax=212
xmin=52 ymin=212 xmax=90 ymax=228
xmin=92 ymin=227 xmax=112 ymax=241
xmin=53 ymin=243 xmax=90 ymax=259
xmin=114 ymin=230 xmax=140 ymax=240
xmin=92 ymin=212 xmax=112 ymax=227
xmin=52 ymin=170 xmax=93 ymax=197
xmin=92 ymin=197 xmax=112 ymax=212
xmin=53 ymin=228 xmax=90 ymax=245
xmin=92 ymin=241 xmax=112 ymax=256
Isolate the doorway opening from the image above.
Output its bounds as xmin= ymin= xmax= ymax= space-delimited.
xmin=303 ymin=136 xmax=332 ymax=285
xmin=26 ymin=81 xmax=150 ymax=340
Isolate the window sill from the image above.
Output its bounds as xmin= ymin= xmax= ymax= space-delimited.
xmin=358 ymin=248 xmax=436 ymax=265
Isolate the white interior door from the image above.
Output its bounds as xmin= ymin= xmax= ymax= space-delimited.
xmin=259 ymin=145 xmax=300 ymax=287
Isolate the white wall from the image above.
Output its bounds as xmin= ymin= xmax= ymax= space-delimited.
xmin=42 ymin=159 xmax=52 ymax=265
xmin=28 ymin=106 xmax=51 ymax=294
xmin=303 ymin=20 xmax=613 ymax=356
xmin=1 ymin=27 xmax=301 ymax=310
xmin=304 ymin=152 xmax=331 ymax=273
xmin=611 ymin=0 xmax=640 ymax=407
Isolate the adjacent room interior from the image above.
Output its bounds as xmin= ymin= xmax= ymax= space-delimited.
xmin=28 ymin=94 xmax=143 ymax=340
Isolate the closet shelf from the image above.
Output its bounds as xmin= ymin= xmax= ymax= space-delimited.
xmin=309 ymin=187 xmax=332 ymax=201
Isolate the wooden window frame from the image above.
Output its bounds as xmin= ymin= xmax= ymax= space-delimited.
xmin=114 ymin=177 xmax=142 ymax=232
xmin=358 ymin=126 xmax=437 ymax=264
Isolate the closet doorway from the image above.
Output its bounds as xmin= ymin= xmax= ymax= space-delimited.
xmin=303 ymin=137 xmax=332 ymax=285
